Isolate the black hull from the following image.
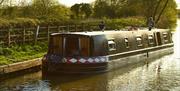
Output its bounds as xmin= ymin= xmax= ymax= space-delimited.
xmin=42 ymin=62 xmax=108 ymax=74
xmin=42 ymin=44 xmax=173 ymax=74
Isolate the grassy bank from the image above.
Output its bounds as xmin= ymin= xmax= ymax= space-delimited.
xmin=0 ymin=42 xmax=47 ymax=66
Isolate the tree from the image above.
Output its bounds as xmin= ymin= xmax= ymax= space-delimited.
xmin=71 ymin=4 xmax=81 ymax=19
xmin=32 ymin=0 xmax=59 ymax=17
xmin=93 ymin=0 xmax=109 ymax=18
xmin=155 ymin=0 xmax=169 ymax=24
xmin=0 ymin=0 xmax=4 ymax=5
xmin=93 ymin=0 xmax=127 ymax=18
xmin=80 ymin=3 xmax=92 ymax=18
xmin=141 ymin=0 xmax=176 ymax=27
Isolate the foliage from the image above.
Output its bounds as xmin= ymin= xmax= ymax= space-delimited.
xmin=71 ymin=3 xmax=92 ymax=19
xmin=9 ymin=18 xmax=40 ymax=27
xmin=81 ymin=3 xmax=92 ymax=18
xmin=0 ymin=18 xmax=40 ymax=28
xmin=0 ymin=42 xmax=47 ymax=65
xmin=93 ymin=0 xmax=177 ymax=29
xmin=71 ymin=4 xmax=81 ymax=19
xmin=105 ymin=17 xmax=146 ymax=29
xmin=0 ymin=0 xmax=177 ymax=29
xmin=93 ymin=0 xmax=110 ymax=18
xmin=0 ymin=18 xmax=10 ymax=28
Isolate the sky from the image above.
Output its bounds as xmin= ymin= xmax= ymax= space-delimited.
xmin=59 ymin=0 xmax=180 ymax=8
xmin=59 ymin=0 xmax=95 ymax=7
xmin=177 ymin=0 xmax=180 ymax=9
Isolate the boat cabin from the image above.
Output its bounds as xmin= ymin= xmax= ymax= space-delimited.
xmin=48 ymin=29 xmax=172 ymax=58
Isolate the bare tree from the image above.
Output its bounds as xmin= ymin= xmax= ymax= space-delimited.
xmin=155 ymin=0 xmax=169 ymax=24
xmin=0 ymin=0 xmax=4 ymax=5
xmin=153 ymin=0 xmax=163 ymax=20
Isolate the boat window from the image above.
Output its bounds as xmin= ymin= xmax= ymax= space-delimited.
xmin=64 ymin=36 xmax=90 ymax=57
xmin=49 ymin=35 xmax=63 ymax=55
xmin=163 ymin=33 xmax=168 ymax=43
xmin=65 ymin=37 xmax=80 ymax=57
xmin=148 ymin=35 xmax=154 ymax=45
xmin=79 ymin=37 xmax=90 ymax=56
xmin=108 ymin=40 xmax=116 ymax=51
xmin=124 ymin=38 xmax=129 ymax=48
xmin=136 ymin=37 xmax=142 ymax=47
xmin=92 ymin=35 xmax=107 ymax=56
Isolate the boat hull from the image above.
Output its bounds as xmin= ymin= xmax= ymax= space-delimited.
xmin=42 ymin=44 xmax=173 ymax=74
xmin=42 ymin=62 xmax=108 ymax=74
xmin=108 ymin=46 xmax=173 ymax=71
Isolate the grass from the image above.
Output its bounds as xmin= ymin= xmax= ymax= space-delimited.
xmin=0 ymin=42 xmax=48 ymax=66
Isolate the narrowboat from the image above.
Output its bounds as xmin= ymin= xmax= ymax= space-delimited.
xmin=42 ymin=29 xmax=173 ymax=74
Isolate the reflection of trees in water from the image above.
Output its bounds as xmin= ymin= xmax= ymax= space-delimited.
xmin=0 ymin=71 xmax=42 ymax=91
xmin=43 ymin=74 xmax=109 ymax=91
xmin=154 ymin=62 xmax=162 ymax=90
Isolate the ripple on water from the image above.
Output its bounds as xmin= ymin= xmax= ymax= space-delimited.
xmin=1 ymin=54 xmax=180 ymax=91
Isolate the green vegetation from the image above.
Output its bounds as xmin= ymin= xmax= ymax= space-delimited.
xmin=93 ymin=0 xmax=177 ymax=29
xmin=0 ymin=0 xmax=177 ymax=29
xmin=0 ymin=42 xmax=47 ymax=65
xmin=104 ymin=17 xmax=146 ymax=29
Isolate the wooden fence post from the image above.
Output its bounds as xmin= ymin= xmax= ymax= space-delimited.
xmin=23 ymin=26 xmax=26 ymax=44
xmin=75 ymin=24 xmax=77 ymax=32
xmin=88 ymin=24 xmax=92 ymax=31
xmin=47 ymin=26 xmax=50 ymax=42
xmin=35 ymin=25 xmax=40 ymax=44
xmin=58 ymin=26 xmax=60 ymax=33
xmin=7 ymin=27 xmax=11 ymax=47
xmin=67 ymin=25 xmax=69 ymax=32
xmin=82 ymin=23 xmax=85 ymax=31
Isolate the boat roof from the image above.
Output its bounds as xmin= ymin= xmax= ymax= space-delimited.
xmin=51 ymin=29 xmax=169 ymax=36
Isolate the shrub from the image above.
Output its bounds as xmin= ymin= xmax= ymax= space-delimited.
xmin=2 ymin=48 xmax=13 ymax=56
xmin=0 ymin=47 xmax=3 ymax=55
xmin=104 ymin=17 xmax=146 ymax=29
xmin=0 ymin=43 xmax=48 ymax=66
xmin=0 ymin=18 xmax=10 ymax=28
xmin=9 ymin=18 xmax=40 ymax=27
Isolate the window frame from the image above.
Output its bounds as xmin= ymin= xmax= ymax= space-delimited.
xmin=148 ymin=35 xmax=154 ymax=45
xmin=108 ymin=39 xmax=116 ymax=51
xmin=163 ymin=33 xmax=168 ymax=43
xmin=124 ymin=38 xmax=130 ymax=48
xmin=136 ymin=37 xmax=143 ymax=47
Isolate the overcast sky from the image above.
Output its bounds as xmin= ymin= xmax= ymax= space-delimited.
xmin=59 ymin=0 xmax=95 ymax=7
xmin=176 ymin=0 xmax=180 ymax=9
xmin=59 ymin=0 xmax=180 ymax=9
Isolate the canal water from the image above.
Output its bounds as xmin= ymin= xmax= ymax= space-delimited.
xmin=0 ymin=21 xmax=180 ymax=91
xmin=0 ymin=54 xmax=180 ymax=91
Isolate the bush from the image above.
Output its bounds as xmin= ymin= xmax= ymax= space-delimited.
xmin=0 ymin=18 xmax=11 ymax=28
xmin=0 ymin=18 xmax=40 ymax=28
xmin=67 ymin=17 xmax=146 ymax=30
xmin=157 ymin=8 xmax=177 ymax=29
xmin=0 ymin=42 xmax=48 ymax=66
xmin=104 ymin=17 xmax=146 ymax=29
xmin=2 ymin=48 xmax=13 ymax=56
xmin=9 ymin=18 xmax=40 ymax=27
xmin=0 ymin=47 xmax=3 ymax=55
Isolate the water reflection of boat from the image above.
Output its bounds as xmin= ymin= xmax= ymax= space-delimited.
xmin=42 ymin=29 xmax=173 ymax=74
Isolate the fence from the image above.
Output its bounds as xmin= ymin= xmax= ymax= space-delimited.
xmin=0 ymin=24 xmax=100 ymax=46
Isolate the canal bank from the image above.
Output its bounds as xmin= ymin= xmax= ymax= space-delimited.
xmin=0 ymin=58 xmax=42 ymax=76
